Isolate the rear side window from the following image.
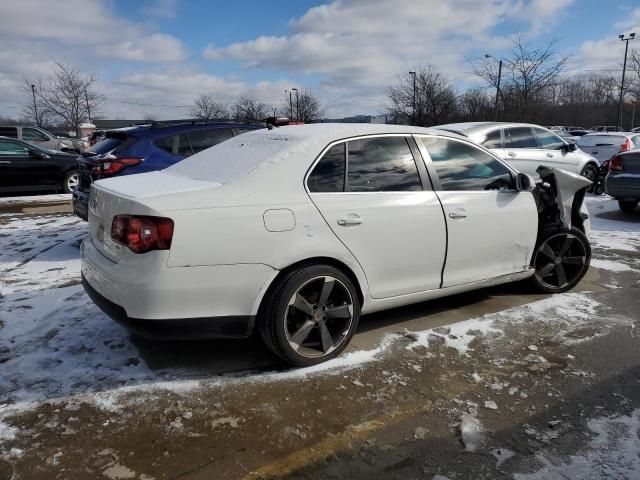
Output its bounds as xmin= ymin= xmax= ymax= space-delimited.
xmin=533 ymin=127 xmax=565 ymax=150
xmin=154 ymin=135 xmax=175 ymax=154
xmin=420 ymin=136 xmax=513 ymax=191
xmin=0 ymin=127 xmax=18 ymax=138
xmin=346 ymin=136 xmax=421 ymax=192
xmin=504 ymin=127 xmax=537 ymax=148
xmin=481 ymin=129 xmax=502 ymax=148
xmin=308 ymin=143 xmax=345 ymax=192
xmin=187 ymin=129 xmax=234 ymax=154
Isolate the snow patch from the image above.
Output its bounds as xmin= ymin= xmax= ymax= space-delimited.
xmin=459 ymin=412 xmax=485 ymax=452
xmin=590 ymin=258 xmax=636 ymax=273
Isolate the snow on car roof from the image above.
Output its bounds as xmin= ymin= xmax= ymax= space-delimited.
xmin=164 ymin=123 xmax=445 ymax=184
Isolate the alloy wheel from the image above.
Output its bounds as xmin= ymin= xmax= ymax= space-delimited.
xmin=533 ymin=232 xmax=588 ymax=290
xmin=66 ymin=173 xmax=79 ymax=192
xmin=284 ymin=275 xmax=354 ymax=359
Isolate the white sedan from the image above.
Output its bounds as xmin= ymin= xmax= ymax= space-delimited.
xmin=81 ymin=124 xmax=592 ymax=366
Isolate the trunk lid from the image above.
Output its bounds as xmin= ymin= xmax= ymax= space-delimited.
xmin=577 ymin=135 xmax=626 ymax=164
xmin=88 ymin=185 xmax=134 ymax=262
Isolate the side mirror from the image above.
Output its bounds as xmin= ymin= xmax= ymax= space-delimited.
xmin=516 ymin=172 xmax=534 ymax=192
xmin=562 ymin=142 xmax=577 ymax=152
xmin=29 ymin=149 xmax=48 ymax=159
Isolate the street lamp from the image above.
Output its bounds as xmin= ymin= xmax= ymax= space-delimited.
xmin=291 ymin=87 xmax=299 ymax=122
xmin=30 ymin=84 xmax=39 ymax=127
xmin=408 ymin=71 xmax=416 ymax=125
xmin=616 ymin=33 xmax=636 ymax=130
xmin=485 ymin=54 xmax=503 ymax=121
xmin=284 ymin=90 xmax=293 ymax=120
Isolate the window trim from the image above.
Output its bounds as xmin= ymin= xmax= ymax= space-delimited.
xmin=413 ymin=133 xmax=519 ymax=192
xmin=304 ymin=134 xmax=431 ymax=195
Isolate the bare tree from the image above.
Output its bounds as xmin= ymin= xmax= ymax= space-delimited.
xmin=387 ymin=66 xmax=456 ymax=126
xmin=457 ymin=88 xmax=493 ymax=120
xmin=232 ymin=96 xmax=271 ymax=121
xmin=471 ymin=36 xmax=569 ymax=121
xmin=189 ymin=93 xmax=228 ymax=120
xmin=24 ymin=62 xmax=103 ymax=136
xmin=281 ymin=89 xmax=323 ymax=123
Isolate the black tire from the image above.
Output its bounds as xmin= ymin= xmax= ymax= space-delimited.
xmin=258 ymin=264 xmax=360 ymax=367
xmin=580 ymin=164 xmax=598 ymax=193
xmin=62 ymin=170 xmax=79 ymax=194
xmin=594 ymin=183 xmax=606 ymax=196
xmin=618 ymin=200 xmax=638 ymax=213
xmin=530 ymin=227 xmax=591 ymax=294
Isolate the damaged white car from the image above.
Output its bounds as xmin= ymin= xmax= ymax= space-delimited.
xmin=81 ymin=124 xmax=592 ymax=366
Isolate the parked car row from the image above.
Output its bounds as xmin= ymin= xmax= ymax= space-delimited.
xmin=0 ymin=125 xmax=87 ymax=153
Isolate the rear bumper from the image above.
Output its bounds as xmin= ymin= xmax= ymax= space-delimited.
xmin=82 ymin=274 xmax=253 ymax=339
xmin=80 ymin=236 xmax=278 ymax=338
xmin=606 ymin=174 xmax=640 ymax=199
xmin=72 ymin=188 xmax=89 ymax=220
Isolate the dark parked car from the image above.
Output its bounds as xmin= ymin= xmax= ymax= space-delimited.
xmin=0 ymin=137 xmax=78 ymax=193
xmin=72 ymin=120 xmax=265 ymax=220
xmin=606 ymin=150 xmax=640 ymax=213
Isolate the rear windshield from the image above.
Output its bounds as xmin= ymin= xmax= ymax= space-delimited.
xmin=89 ymin=134 xmax=135 ymax=155
xmin=164 ymin=131 xmax=299 ymax=184
xmin=577 ymin=135 xmax=626 ymax=147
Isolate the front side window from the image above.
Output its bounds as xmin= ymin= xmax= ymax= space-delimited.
xmin=481 ymin=129 xmax=502 ymax=149
xmin=308 ymin=143 xmax=345 ymax=193
xmin=22 ymin=128 xmax=49 ymax=142
xmin=504 ymin=127 xmax=537 ymax=148
xmin=0 ymin=140 xmax=30 ymax=156
xmin=419 ymin=136 xmax=513 ymax=191
xmin=346 ymin=136 xmax=421 ymax=192
xmin=187 ymin=129 xmax=234 ymax=154
xmin=533 ymin=127 xmax=565 ymax=150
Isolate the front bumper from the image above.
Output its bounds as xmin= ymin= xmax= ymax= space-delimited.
xmin=72 ymin=189 xmax=89 ymax=220
xmin=81 ymin=237 xmax=278 ymax=339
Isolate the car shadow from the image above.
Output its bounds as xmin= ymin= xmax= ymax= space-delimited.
xmin=593 ymin=208 xmax=640 ymax=223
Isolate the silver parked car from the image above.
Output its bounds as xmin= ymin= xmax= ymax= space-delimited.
xmin=435 ymin=122 xmax=600 ymax=183
xmin=606 ymin=150 xmax=640 ymax=212
xmin=0 ymin=125 xmax=86 ymax=153
xmin=576 ymin=132 xmax=640 ymax=165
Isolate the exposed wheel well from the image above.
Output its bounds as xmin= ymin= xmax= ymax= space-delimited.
xmin=257 ymin=257 xmax=365 ymax=317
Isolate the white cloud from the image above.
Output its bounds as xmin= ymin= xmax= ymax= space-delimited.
xmin=96 ymin=34 xmax=187 ymax=63
xmin=142 ymin=0 xmax=179 ymax=19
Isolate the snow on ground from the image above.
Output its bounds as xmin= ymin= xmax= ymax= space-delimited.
xmin=0 ymin=194 xmax=71 ymax=205
xmin=515 ymin=409 xmax=640 ymax=480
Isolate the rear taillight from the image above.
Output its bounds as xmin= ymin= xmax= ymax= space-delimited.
xmin=609 ymin=155 xmax=624 ymax=172
xmin=111 ymin=215 xmax=174 ymax=254
xmin=620 ymin=139 xmax=633 ymax=152
xmin=92 ymin=157 xmax=142 ymax=176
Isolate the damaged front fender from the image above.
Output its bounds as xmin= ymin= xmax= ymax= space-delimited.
xmin=533 ymin=166 xmax=592 ymax=233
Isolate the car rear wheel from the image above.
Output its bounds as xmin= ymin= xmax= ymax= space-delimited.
xmin=63 ymin=170 xmax=79 ymax=193
xmin=618 ymin=200 xmax=638 ymax=213
xmin=530 ymin=227 xmax=591 ymax=294
xmin=580 ymin=164 xmax=598 ymax=192
xmin=258 ymin=265 xmax=360 ymax=367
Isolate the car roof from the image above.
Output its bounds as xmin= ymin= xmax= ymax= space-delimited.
xmin=434 ymin=121 xmax=543 ymax=137
xmin=262 ymin=122 xmax=458 ymax=141
xmin=113 ymin=121 xmax=265 ymax=136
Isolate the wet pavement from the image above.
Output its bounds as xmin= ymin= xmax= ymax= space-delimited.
xmin=0 ymin=196 xmax=639 ymax=480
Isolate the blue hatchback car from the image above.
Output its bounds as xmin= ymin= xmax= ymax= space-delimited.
xmin=73 ymin=120 xmax=265 ymax=220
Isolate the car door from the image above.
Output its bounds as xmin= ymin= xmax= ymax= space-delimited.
xmin=22 ymin=127 xmax=55 ymax=150
xmin=0 ymin=139 xmax=46 ymax=189
xmin=531 ymin=127 xmax=577 ymax=171
xmin=502 ymin=126 xmax=546 ymax=176
xmin=307 ymin=136 xmax=447 ymax=299
xmin=415 ymin=135 xmax=538 ymax=287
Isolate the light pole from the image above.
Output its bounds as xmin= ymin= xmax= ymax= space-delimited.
xmin=485 ymin=54 xmax=503 ymax=121
xmin=291 ymin=87 xmax=299 ymax=122
xmin=285 ymin=90 xmax=293 ymax=120
xmin=616 ymin=33 xmax=636 ymax=130
xmin=30 ymin=84 xmax=39 ymax=127
xmin=408 ymin=71 xmax=416 ymax=125
xmin=84 ymin=88 xmax=92 ymax=124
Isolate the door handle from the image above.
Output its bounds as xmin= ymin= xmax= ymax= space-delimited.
xmin=337 ymin=215 xmax=363 ymax=226
xmin=507 ymin=151 xmax=516 ymax=157
xmin=448 ymin=211 xmax=467 ymax=219
xmin=546 ymin=152 xmax=554 ymax=158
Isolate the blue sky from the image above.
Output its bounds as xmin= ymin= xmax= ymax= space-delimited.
xmin=1 ymin=0 xmax=639 ymax=119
